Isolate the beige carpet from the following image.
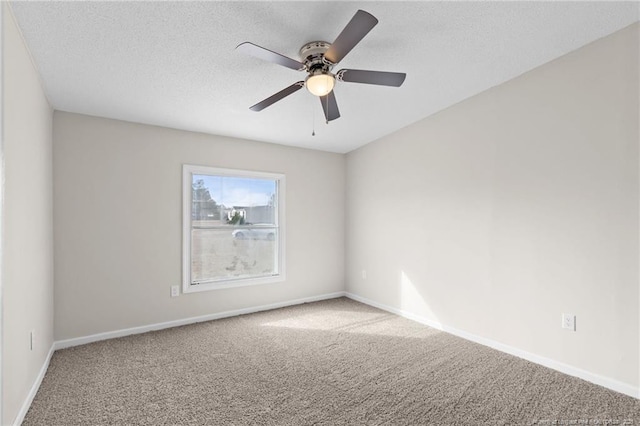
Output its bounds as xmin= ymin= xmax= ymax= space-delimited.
xmin=24 ymin=298 xmax=639 ymax=425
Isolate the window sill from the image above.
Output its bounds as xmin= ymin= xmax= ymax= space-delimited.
xmin=182 ymin=274 xmax=285 ymax=293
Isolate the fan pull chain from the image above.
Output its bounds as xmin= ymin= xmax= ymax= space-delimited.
xmin=311 ymin=96 xmax=316 ymax=136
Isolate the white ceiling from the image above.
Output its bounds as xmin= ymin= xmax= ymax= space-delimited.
xmin=9 ymin=1 xmax=639 ymax=153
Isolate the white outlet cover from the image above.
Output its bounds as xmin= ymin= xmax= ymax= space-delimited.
xmin=171 ymin=286 xmax=180 ymax=297
xmin=562 ymin=313 xmax=576 ymax=331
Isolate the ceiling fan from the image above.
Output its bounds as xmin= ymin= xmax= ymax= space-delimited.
xmin=236 ymin=10 xmax=407 ymax=122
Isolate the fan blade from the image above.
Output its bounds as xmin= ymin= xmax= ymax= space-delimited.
xmin=337 ymin=69 xmax=406 ymax=87
xmin=250 ymin=82 xmax=304 ymax=112
xmin=236 ymin=42 xmax=305 ymax=71
xmin=319 ymin=91 xmax=340 ymax=122
xmin=324 ymin=10 xmax=378 ymax=64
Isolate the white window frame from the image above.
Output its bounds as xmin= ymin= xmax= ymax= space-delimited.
xmin=182 ymin=164 xmax=285 ymax=293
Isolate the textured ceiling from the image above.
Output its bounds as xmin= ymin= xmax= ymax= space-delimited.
xmin=9 ymin=1 xmax=639 ymax=153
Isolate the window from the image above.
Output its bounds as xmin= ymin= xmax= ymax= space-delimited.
xmin=182 ymin=165 xmax=285 ymax=292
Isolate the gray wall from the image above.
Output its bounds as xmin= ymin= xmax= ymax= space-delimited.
xmin=346 ymin=23 xmax=639 ymax=388
xmin=53 ymin=112 xmax=345 ymax=340
xmin=2 ymin=4 xmax=54 ymax=425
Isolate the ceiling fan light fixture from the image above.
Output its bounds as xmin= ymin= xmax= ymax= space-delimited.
xmin=305 ymin=73 xmax=335 ymax=97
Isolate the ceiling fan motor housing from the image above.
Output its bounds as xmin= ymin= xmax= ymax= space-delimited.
xmin=299 ymin=41 xmax=334 ymax=74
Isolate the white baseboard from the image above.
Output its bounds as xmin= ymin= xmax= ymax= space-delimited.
xmin=13 ymin=344 xmax=55 ymax=426
xmin=344 ymin=292 xmax=639 ymax=399
xmin=54 ymin=291 xmax=346 ymax=350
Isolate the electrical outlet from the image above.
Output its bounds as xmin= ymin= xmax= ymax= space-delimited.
xmin=362 ymin=270 xmax=367 ymax=279
xmin=171 ymin=285 xmax=180 ymax=297
xmin=30 ymin=330 xmax=34 ymax=351
xmin=562 ymin=313 xmax=576 ymax=331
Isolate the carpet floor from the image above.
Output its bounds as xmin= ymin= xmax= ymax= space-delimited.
xmin=24 ymin=298 xmax=639 ymax=425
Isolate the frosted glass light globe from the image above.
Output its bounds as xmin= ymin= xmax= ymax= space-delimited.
xmin=305 ymin=73 xmax=335 ymax=97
